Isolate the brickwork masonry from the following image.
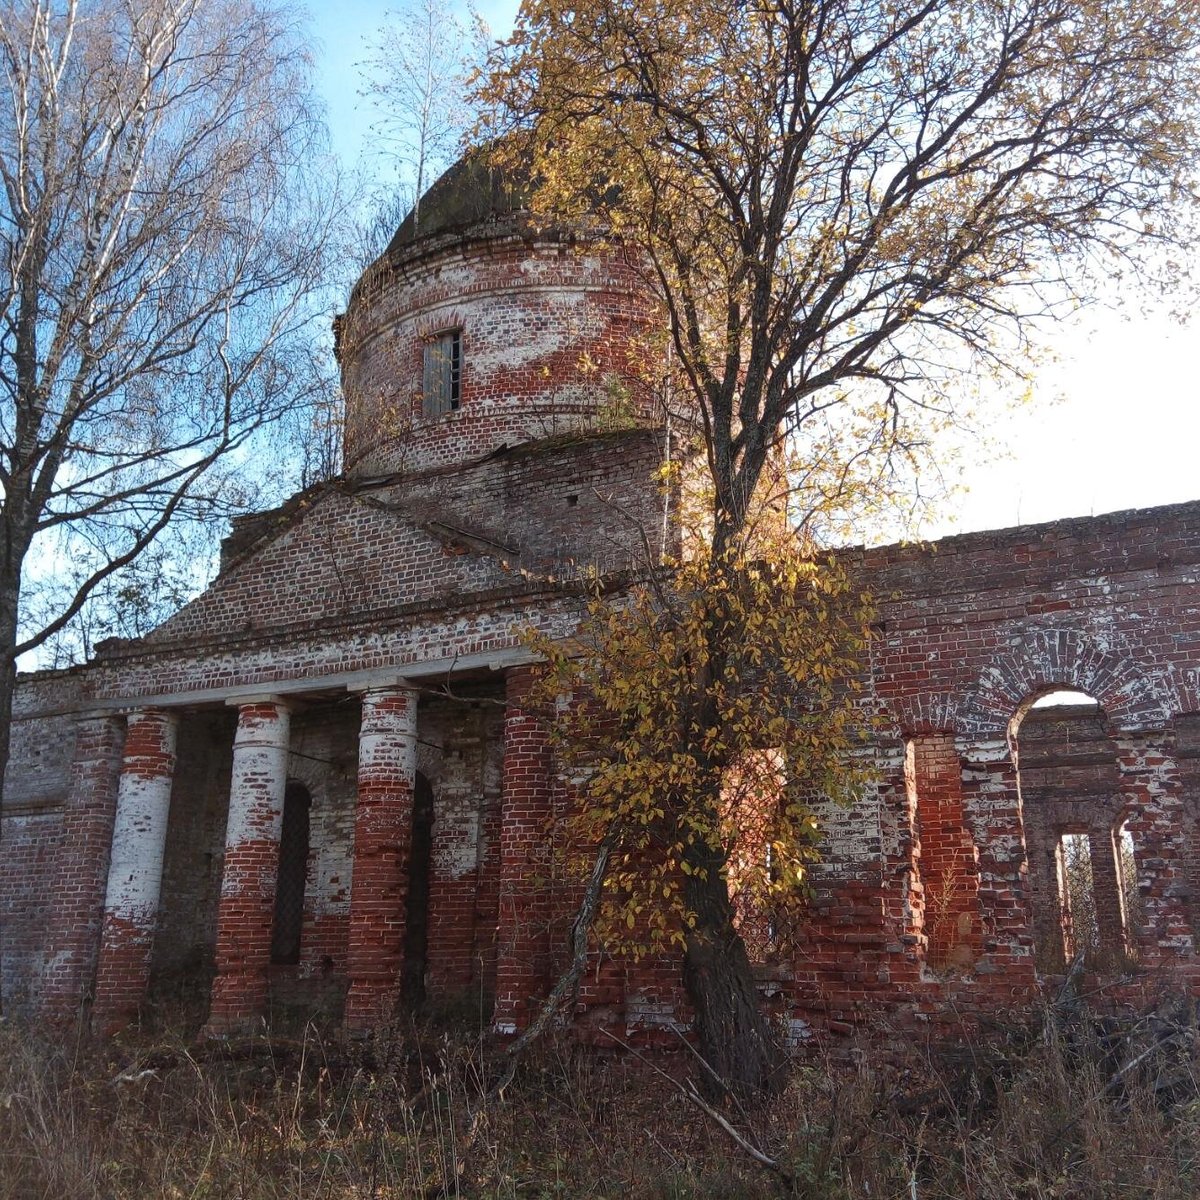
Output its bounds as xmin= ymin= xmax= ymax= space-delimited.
xmin=5 ymin=161 xmax=1200 ymax=1042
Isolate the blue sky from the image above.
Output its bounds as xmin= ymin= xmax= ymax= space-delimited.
xmin=304 ymin=2 xmax=1200 ymax=541
xmin=307 ymin=0 xmax=519 ymax=176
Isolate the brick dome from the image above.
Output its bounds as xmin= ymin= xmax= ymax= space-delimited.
xmin=336 ymin=154 xmax=662 ymax=478
xmin=385 ymin=151 xmax=529 ymax=253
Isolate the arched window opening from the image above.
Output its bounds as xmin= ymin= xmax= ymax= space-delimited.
xmin=1058 ymin=831 xmax=1099 ymax=960
xmin=402 ymin=772 xmax=434 ymax=1007
xmin=1013 ymin=687 xmax=1130 ymax=972
xmin=1116 ymin=818 xmax=1143 ymax=948
xmin=271 ymin=782 xmax=311 ymax=965
xmin=1029 ymin=689 xmax=1098 ymax=710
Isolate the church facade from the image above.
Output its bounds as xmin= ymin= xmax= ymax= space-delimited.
xmin=3 ymin=163 xmax=1198 ymax=1041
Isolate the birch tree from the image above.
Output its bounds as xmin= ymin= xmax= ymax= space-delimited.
xmin=363 ymin=0 xmax=488 ymax=235
xmin=0 ymin=0 xmax=339 ymax=793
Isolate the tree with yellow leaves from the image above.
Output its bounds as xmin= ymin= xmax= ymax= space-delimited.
xmin=483 ymin=0 xmax=1200 ymax=1093
xmin=526 ymin=541 xmax=872 ymax=1095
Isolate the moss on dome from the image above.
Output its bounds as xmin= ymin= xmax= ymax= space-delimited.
xmin=386 ymin=150 xmax=530 ymax=254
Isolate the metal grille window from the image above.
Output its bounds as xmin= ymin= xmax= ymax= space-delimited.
xmin=271 ymin=782 xmax=311 ymax=965
xmin=422 ymin=330 xmax=461 ymax=417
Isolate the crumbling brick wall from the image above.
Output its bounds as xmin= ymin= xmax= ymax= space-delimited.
xmin=786 ymin=502 xmax=1200 ymax=1037
xmin=339 ymin=225 xmax=661 ymax=477
xmin=7 ymin=501 xmax=1200 ymax=1033
xmin=1 ymin=671 xmax=85 ymax=1012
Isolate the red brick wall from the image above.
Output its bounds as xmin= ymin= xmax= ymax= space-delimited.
xmin=852 ymin=503 xmax=1200 ymax=735
xmin=494 ymin=667 xmax=554 ymax=1032
xmin=907 ymin=733 xmax=982 ymax=971
xmin=149 ymin=711 xmax=236 ymax=1001
xmin=1 ymin=672 xmax=87 ymax=1015
xmin=788 ymin=502 xmax=1200 ymax=1035
xmin=10 ymin=480 xmax=1200 ymax=1038
xmin=42 ymin=714 xmax=124 ymax=1023
xmin=339 ymin=224 xmax=661 ymax=477
xmin=140 ymin=428 xmax=669 ymax=654
xmin=419 ymin=693 xmax=505 ymax=1005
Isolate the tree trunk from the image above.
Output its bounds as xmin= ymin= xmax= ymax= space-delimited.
xmin=682 ymin=840 xmax=785 ymax=1098
xmin=670 ymin=570 xmax=786 ymax=1098
xmin=0 ymin=644 xmax=15 ymax=803
xmin=0 ymin=516 xmax=33 ymax=801
xmin=0 ymin=559 xmax=25 ymax=1019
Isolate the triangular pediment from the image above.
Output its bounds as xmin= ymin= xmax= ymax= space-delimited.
xmin=145 ymin=485 xmax=526 ymax=647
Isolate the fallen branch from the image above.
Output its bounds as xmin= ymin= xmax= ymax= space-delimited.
xmin=489 ymin=826 xmax=616 ymax=1100
xmin=679 ymin=1077 xmax=790 ymax=1179
xmin=600 ymin=1028 xmax=799 ymax=1196
xmin=456 ymin=827 xmax=616 ymax=1167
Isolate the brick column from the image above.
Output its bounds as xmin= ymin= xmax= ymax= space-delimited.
xmin=1018 ymin=784 xmax=1066 ymax=967
xmin=493 ymin=666 xmax=553 ymax=1034
xmin=204 ymin=699 xmax=291 ymax=1036
xmin=906 ymin=734 xmax=981 ymax=971
xmin=41 ymin=713 xmax=125 ymax=1024
xmin=92 ymin=709 xmax=179 ymax=1035
xmin=1088 ymin=824 xmax=1128 ymax=956
xmin=1172 ymin=713 xmax=1200 ymax=939
xmin=960 ymin=737 xmax=1037 ymax=994
xmin=1114 ymin=728 xmax=1194 ymax=967
xmin=345 ymin=684 xmax=418 ymax=1031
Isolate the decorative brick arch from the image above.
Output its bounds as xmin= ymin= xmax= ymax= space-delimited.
xmin=958 ymin=625 xmax=1174 ymax=737
xmin=887 ymin=690 xmax=961 ymax=738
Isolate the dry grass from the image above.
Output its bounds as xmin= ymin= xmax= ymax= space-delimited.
xmin=0 ymin=1000 xmax=1197 ymax=1199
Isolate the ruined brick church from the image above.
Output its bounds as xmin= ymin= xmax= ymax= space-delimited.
xmin=3 ymin=159 xmax=1198 ymax=1042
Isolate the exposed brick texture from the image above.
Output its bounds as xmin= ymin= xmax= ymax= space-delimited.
xmin=40 ymin=713 xmax=124 ymax=1024
xmin=1 ymin=671 xmax=84 ymax=1013
xmin=906 ymin=734 xmax=981 ymax=971
xmin=5 ymin=183 xmax=1200 ymax=1046
xmin=345 ymin=686 xmax=417 ymax=1029
xmin=339 ymin=223 xmax=660 ymax=477
xmin=493 ymin=666 xmax=554 ymax=1033
xmin=148 ymin=710 xmax=235 ymax=1006
xmin=419 ymin=692 xmax=505 ymax=1004
xmin=205 ymin=701 xmax=291 ymax=1035
xmin=1113 ymin=729 xmax=1193 ymax=964
xmin=92 ymin=709 xmax=179 ymax=1033
xmin=1175 ymin=713 xmax=1200 ymax=940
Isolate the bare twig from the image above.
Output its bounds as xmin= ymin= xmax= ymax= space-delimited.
xmin=599 ymin=1028 xmax=799 ymax=1195
xmin=489 ymin=826 xmax=617 ymax=1100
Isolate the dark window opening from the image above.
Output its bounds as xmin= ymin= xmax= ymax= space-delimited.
xmin=402 ymin=772 xmax=435 ymax=1007
xmin=1059 ymin=831 xmax=1099 ymax=961
xmin=1117 ymin=818 xmax=1143 ymax=943
xmin=422 ymin=331 xmax=461 ymax=417
xmin=271 ymin=782 xmax=311 ymax=965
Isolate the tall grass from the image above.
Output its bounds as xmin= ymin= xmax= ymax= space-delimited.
xmin=0 ymin=999 xmax=1196 ymax=1198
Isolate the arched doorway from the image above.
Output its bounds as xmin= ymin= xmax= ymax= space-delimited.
xmin=1012 ymin=690 xmax=1135 ymax=971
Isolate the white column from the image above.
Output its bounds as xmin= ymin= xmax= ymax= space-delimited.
xmin=204 ymin=698 xmax=291 ymax=1036
xmin=92 ymin=708 xmax=179 ymax=1034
